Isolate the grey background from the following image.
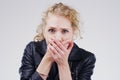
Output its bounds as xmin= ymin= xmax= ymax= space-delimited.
xmin=0 ymin=0 xmax=120 ymax=80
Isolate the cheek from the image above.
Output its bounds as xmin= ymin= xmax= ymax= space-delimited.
xmin=68 ymin=31 xmax=74 ymax=39
xmin=43 ymin=32 xmax=54 ymax=44
xmin=43 ymin=27 xmax=53 ymax=44
xmin=63 ymin=33 xmax=74 ymax=41
xmin=67 ymin=34 xmax=73 ymax=40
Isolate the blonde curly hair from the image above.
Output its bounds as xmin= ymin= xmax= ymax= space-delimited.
xmin=34 ymin=2 xmax=80 ymax=41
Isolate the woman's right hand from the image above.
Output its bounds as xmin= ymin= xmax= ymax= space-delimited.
xmin=48 ymin=38 xmax=73 ymax=65
xmin=36 ymin=40 xmax=55 ymax=79
xmin=45 ymin=43 xmax=54 ymax=62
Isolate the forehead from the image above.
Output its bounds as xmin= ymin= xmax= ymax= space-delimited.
xmin=46 ymin=14 xmax=72 ymax=29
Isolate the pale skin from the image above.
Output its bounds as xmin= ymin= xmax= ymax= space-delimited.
xmin=36 ymin=14 xmax=76 ymax=80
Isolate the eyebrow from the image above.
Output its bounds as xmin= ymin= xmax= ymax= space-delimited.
xmin=48 ymin=26 xmax=71 ymax=30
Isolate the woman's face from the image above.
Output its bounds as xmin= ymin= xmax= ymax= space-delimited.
xmin=43 ymin=14 xmax=75 ymax=44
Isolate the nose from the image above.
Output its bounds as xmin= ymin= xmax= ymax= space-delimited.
xmin=54 ymin=32 xmax=63 ymax=42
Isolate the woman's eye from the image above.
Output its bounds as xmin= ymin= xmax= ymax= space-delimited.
xmin=48 ymin=29 xmax=55 ymax=33
xmin=62 ymin=29 xmax=69 ymax=33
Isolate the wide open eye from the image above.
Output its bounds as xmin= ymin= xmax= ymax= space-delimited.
xmin=62 ymin=29 xmax=69 ymax=34
xmin=48 ymin=28 xmax=55 ymax=33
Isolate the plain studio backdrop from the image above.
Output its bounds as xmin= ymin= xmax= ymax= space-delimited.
xmin=0 ymin=0 xmax=120 ymax=80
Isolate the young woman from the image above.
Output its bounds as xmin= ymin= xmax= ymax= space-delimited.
xmin=19 ymin=3 xmax=96 ymax=80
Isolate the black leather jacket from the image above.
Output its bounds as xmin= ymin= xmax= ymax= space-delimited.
xmin=19 ymin=40 xmax=96 ymax=80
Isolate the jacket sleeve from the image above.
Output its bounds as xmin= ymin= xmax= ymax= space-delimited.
xmin=19 ymin=42 xmax=43 ymax=80
xmin=77 ymin=54 xmax=96 ymax=80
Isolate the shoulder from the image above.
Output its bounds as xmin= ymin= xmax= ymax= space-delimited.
xmin=80 ymin=48 xmax=96 ymax=64
xmin=25 ymin=41 xmax=35 ymax=48
xmin=23 ymin=41 xmax=39 ymax=56
xmin=79 ymin=48 xmax=96 ymax=61
xmin=69 ymin=43 xmax=96 ymax=62
xmin=24 ymin=40 xmax=47 ymax=55
xmin=25 ymin=40 xmax=45 ymax=49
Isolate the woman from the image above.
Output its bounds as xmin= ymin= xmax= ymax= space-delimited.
xmin=19 ymin=3 xmax=96 ymax=80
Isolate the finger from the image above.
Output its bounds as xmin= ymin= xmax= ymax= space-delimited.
xmin=53 ymin=39 xmax=67 ymax=52
xmin=62 ymin=40 xmax=69 ymax=49
xmin=49 ymin=39 xmax=64 ymax=54
xmin=49 ymin=43 xmax=62 ymax=57
xmin=62 ymin=40 xmax=69 ymax=44
xmin=48 ymin=39 xmax=53 ymax=46
xmin=47 ymin=43 xmax=53 ymax=53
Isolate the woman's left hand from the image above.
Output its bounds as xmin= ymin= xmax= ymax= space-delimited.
xmin=48 ymin=38 xmax=73 ymax=66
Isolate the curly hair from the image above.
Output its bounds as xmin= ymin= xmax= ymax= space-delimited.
xmin=34 ymin=2 xmax=80 ymax=41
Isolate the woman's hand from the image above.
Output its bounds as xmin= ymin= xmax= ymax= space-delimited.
xmin=48 ymin=38 xmax=73 ymax=66
xmin=48 ymin=38 xmax=73 ymax=80
xmin=36 ymin=41 xmax=55 ymax=79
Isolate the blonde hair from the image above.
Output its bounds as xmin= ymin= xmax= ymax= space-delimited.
xmin=34 ymin=2 xmax=80 ymax=41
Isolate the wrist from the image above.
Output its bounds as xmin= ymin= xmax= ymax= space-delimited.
xmin=57 ymin=61 xmax=72 ymax=80
xmin=57 ymin=61 xmax=69 ymax=68
xmin=36 ymin=53 xmax=53 ymax=76
xmin=45 ymin=52 xmax=54 ymax=62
